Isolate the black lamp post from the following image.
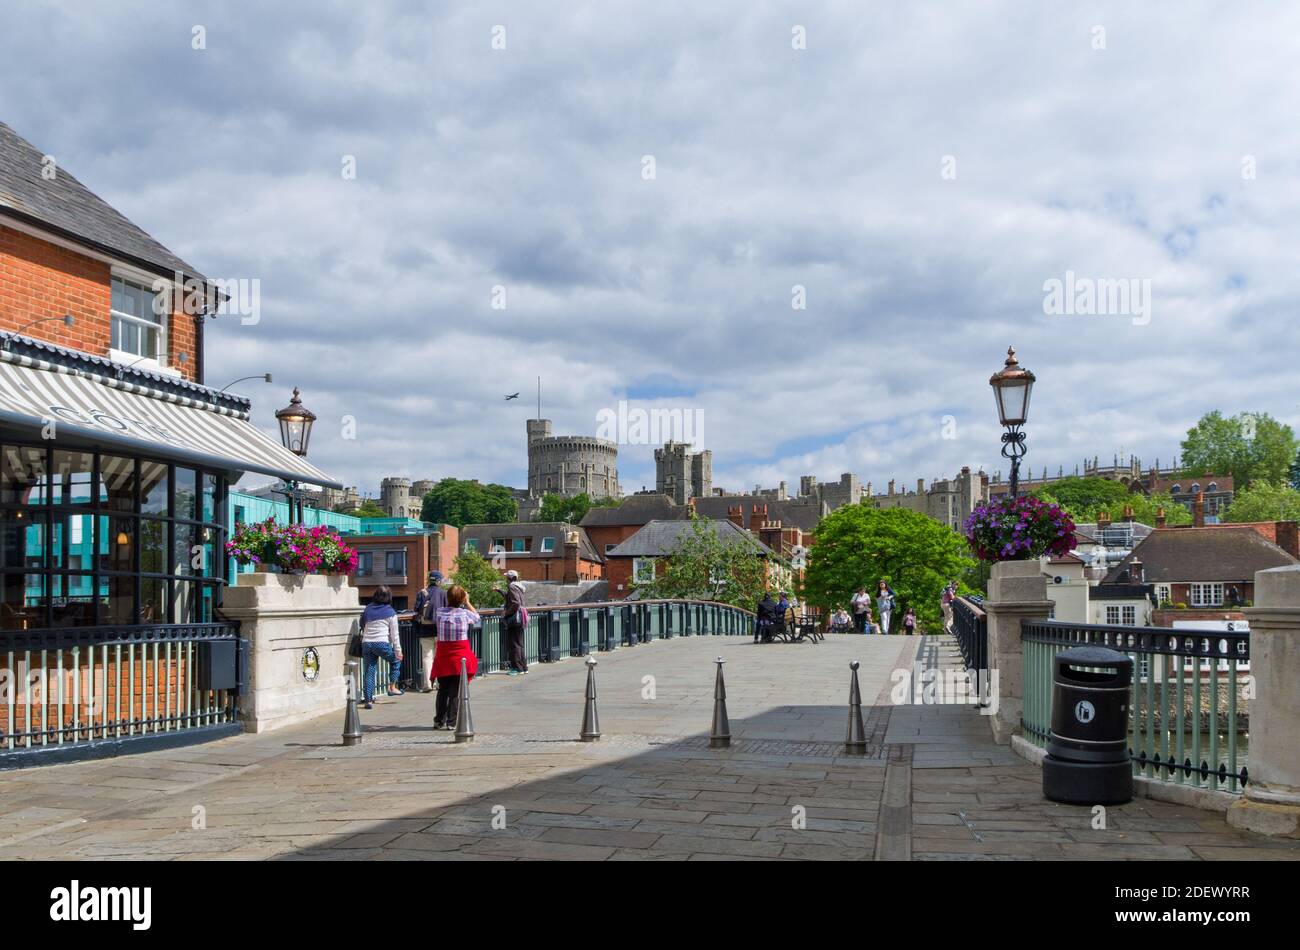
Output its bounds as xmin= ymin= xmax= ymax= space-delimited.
xmin=989 ymin=346 xmax=1035 ymax=500
xmin=274 ymin=387 xmax=317 ymax=524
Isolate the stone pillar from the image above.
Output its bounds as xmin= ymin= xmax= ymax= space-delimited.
xmin=1229 ymin=564 xmax=1300 ymax=837
xmin=982 ymin=559 xmax=1053 ymax=744
xmin=222 ymin=572 xmax=361 ymax=734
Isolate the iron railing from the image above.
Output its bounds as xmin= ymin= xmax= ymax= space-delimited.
xmin=951 ymin=597 xmax=988 ymax=705
xmin=1021 ymin=620 xmax=1249 ymax=793
xmin=1 ymin=623 xmax=243 ymax=757
xmin=373 ymin=599 xmax=757 ymax=687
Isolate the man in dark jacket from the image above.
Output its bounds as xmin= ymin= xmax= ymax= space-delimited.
xmin=413 ymin=571 xmax=447 ymax=692
xmin=494 ymin=570 xmax=529 ymax=675
xmin=755 ymin=592 xmax=779 ymax=643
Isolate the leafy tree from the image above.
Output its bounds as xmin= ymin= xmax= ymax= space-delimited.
xmin=802 ymin=505 xmax=974 ymax=627
xmin=535 ymin=493 xmax=618 ymax=524
xmin=1221 ymin=480 xmax=1300 ymax=524
xmin=1180 ymin=410 xmax=1297 ymax=488
xmin=1035 ymin=485 xmax=1191 ymax=527
xmin=341 ymin=499 xmax=387 ymax=519
xmin=1028 ymin=477 xmax=1131 ymax=515
xmin=448 ymin=549 xmax=505 ymax=608
xmin=634 ymin=515 xmax=771 ymax=609
xmin=420 ymin=478 xmax=518 ymax=527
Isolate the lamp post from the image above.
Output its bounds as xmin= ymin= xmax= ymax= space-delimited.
xmin=274 ymin=387 xmax=317 ymax=524
xmin=989 ymin=346 xmax=1035 ymax=500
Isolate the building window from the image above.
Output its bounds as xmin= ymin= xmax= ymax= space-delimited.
xmin=464 ymin=539 xmax=478 ymax=552
xmin=1191 ymin=483 xmax=1201 ymax=494
xmin=1171 ymin=484 xmax=1181 ymax=494
xmin=385 ymin=551 xmax=406 ymax=575
xmin=1106 ymin=605 xmax=1137 ymax=625
xmin=605 ymin=544 xmax=617 ymax=554
xmin=0 ymin=443 xmax=226 ymax=628
xmin=110 ymin=276 xmax=167 ymax=363
xmin=1208 ymin=482 xmax=1218 ymax=492
xmin=632 ymin=557 xmax=656 ymax=583
xmin=356 ymin=552 xmax=373 ymax=577
xmin=540 ymin=537 xmax=556 ymax=553
xmin=1155 ymin=584 xmax=1171 ymax=604
xmin=512 ymin=538 xmax=526 ymax=553
xmin=1190 ymin=583 xmax=1224 ymax=607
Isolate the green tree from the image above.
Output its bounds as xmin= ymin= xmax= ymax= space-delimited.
xmin=1221 ymin=480 xmax=1300 ymax=523
xmin=634 ymin=515 xmax=771 ymax=609
xmin=802 ymin=505 xmax=974 ymax=627
xmin=1035 ymin=485 xmax=1191 ymax=527
xmin=341 ymin=499 xmax=387 ymax=518
xmin=1180 ymin=410 xmax=1297 ymax=488
xmin=535 ymin=493 xmax=618 ymax=524
xmin=448 ymin=549 xmax=505 ymax=608
xmin=1028 ymin=477 xmax=1132 ymax=516
xmin=420 ymin=478 xmax=518 ymax=527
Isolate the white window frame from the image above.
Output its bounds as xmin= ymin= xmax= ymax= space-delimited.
xmin=110 ymin=273 xmax=176 ymax=375
xmin=632 ymin=557 xmax=656 ymax=583
xmin=463 ymin=539 xmax=478 ymax=552
xmin=540 ymin=537 xmax=556 ymax=553
xmin=1155 ymin=584 xmax=1171 ymax=604
xmin=1106 ymin=604 xmax=1137 ymax=626
xmin=1190 ymin=583 xmax=1224 ymax=607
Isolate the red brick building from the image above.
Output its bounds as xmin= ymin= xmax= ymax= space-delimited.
xmin=459 ymin=522 xmax=603 ymax=583
xmin=350 ymin=524 xmax=459 ymax=611
xmin=605 ymin=518 xmax=778 ymax=599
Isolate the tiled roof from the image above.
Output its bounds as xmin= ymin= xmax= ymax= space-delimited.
xmin=1102 ymin=526 xmax=1297 ymax=584
xmin=0 ymin=121 xmax=205 ymax=281
xmin=691 ymin=494 xmax=825 ymax=533
xmin=608 ymin=519 xmax=774 ymax=557
xmin=579 ymin=493 xmax=689 ymax=527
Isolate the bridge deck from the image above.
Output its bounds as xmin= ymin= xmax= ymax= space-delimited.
xmin=0 ymin=635 xmax=1294 ymax=861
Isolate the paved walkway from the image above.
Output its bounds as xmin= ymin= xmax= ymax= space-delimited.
xmin=1 ymin=634 xmax=1296 ymax=861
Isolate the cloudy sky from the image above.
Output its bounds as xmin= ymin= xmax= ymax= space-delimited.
xmin=3 ymin=1 xmax=1297 ymax=498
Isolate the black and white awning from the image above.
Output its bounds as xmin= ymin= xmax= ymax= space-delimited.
xmin=0 ymin=355 xmax=340 ymax=487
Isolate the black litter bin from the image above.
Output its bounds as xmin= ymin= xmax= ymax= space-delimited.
xmin=1042 ymin=646 xmax=1133 ymax=805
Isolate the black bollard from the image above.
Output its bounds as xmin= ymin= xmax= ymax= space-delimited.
xmin=579 ymin=655 xmax=601 ymax=741
xmin=845 ymin=660 xmax=867 ymax=755
xmin=342 ymin=659 xmax=363 ymax=747
xmin=710 ymin=656 xmax=731 ymax=749
xmin=454 ymin=656 xmax=475 ymax=743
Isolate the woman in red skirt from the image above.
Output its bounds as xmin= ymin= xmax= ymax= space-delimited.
xmin=432 ymin=585 xmax=481 ymax=730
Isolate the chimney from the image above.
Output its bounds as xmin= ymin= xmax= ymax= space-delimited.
xmin=1123 ymin=505 xmax=1134 ymax=522
xmin=1193 ymin=491 xmax=1205 ymax=528
xmin=727 ymin=506 xmax=743 ymax=528
xmin=1155 ymin=506 xmax=1166 ymax=528
xmin=1096 ymin=510 xmax=1111 ymax=529
xmin=1275 ymin=521 xmax=1300 ymax=559
xmin=563 ymin=530 xmax=581 ymax=584
xmin=917 ymin=478 xmax=925 ymax=495
xmin=1129 ymin=559 xmax=1144 ymax=584
xmin=888 ymin=479 xmax=895 ymax=496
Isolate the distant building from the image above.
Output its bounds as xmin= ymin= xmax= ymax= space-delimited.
xmin=580 ymin=493 xmax=690 ymax=557
xmin=654 ymin=441 xmax=712 ymax=504
xmin=379 ymin=477 xmax=437 ymax=519
xmin=459 ymin=522 xmax=604 ymax=583
xmin=604 ymin=519 xmax=779 ymax=599
xmin=867 ymin=466 xmax=988 ymax=530
xmin=799 ymin=473 xmax=862 ymax=510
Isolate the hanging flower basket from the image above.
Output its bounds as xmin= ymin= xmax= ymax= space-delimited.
xmin=226 ymin=517 xmax=359 ymax=575
xmin=962 ymin=495 xmax=1076 ymax=563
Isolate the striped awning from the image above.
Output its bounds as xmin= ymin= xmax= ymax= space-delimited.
xmin=0 ymin=355 xmax=340 ymax=487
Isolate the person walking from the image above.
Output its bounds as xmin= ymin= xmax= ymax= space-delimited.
xmin=851 ymin=587 xmax=872 ymax=634
xmin=412 ymin=571 xmax=447 ymax=692
xmin=876 ymin=580 xmax=896 ymax=635
xmin=360 ymin=586 xmax=403 ymax=710
xmin=495 ymin=570 xmax=529 ymax=675
xmin=903 ymin=608 xmax=917 ymax=636
xmin=432 ymin=585 xmax=480 ymax=730
xmin=941 ymin=583 xmax=955 ymax=634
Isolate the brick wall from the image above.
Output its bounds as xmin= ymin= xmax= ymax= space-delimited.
xmin=0 ymin=224 xmax=200 ymax=383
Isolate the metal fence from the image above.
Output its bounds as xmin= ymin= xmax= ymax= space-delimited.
xmin=951 ymin=597 xmax=988 ymax=705
xmin=1021 ymin=620 xmax=1249 ymax=793
xmin=1 ymin=623 xmax=244 ymax=759
xmin=374 ymin=599 xmax=757 ymax=688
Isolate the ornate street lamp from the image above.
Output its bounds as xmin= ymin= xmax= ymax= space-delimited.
xmin=274 ymin=387 xmax=317 ymax=524
xmin=989 ymin=346 xmax=1035 ymax=499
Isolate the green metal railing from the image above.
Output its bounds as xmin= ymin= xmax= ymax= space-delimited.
xmin=367 ymin=599 xmax=756 ymax=688
xmin=1022 ymin=620 xmax=1250 ymax=793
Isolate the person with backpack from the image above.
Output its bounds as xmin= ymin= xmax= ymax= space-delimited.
xmin=903 ymin=608 xmax=917 ymax=636
xmin=412 ymin=571 xmax=447 ymax=692
xmin=494 ymin=570 xmax=529 ymax=675
xmin=432 ymin=585 xmax=480 ymax=730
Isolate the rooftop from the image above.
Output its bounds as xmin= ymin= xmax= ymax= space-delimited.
xmin=1102 ymin=525 xmax=1298 ymax=585
xmin=608 ymin=518 xmax=775 ymax=558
